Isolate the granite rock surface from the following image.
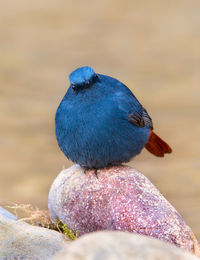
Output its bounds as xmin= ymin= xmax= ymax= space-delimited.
xmin=48 ymin=165 xmax=199 ymax=255
xmin=0 ymin=207 xmax=69 ymax=260
xmin=54 ymin=231 xmax=199 ymax=260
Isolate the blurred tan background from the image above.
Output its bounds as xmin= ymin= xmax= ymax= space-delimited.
xmin=0 ymin=0 xmax=200 ymax=238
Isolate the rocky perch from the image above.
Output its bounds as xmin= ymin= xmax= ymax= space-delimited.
xmin=1 ymin=165 xmax=199 ymax=259
xmin=54 ymin=231 xmax=200 ymax=260
xmin=48 ymin=165 xmax=200 ymax=256
xmin=0 ymin=207 xmax=69 ymax=260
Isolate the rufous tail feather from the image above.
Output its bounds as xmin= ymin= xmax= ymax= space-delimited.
xmin=145 ymin=130 xmax=172 ymax=157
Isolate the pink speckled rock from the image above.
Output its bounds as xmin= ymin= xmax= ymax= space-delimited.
xmin=48 ymin=165 xmax=199 ymax=255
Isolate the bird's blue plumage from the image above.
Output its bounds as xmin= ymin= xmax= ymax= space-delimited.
xmin=55 ymin=66 xmax=150 ymax=169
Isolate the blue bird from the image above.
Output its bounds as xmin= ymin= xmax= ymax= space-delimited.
xmin=55 ymin=66 xmax=172 ymax=170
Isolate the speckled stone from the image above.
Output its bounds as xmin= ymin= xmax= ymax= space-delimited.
xmin=54 ymin=231 xmax=200 ymax=260
xmin=48 ymin=165 xmax=200 ymax=255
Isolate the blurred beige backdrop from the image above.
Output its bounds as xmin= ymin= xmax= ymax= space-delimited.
xmin=0 ymin=0 xmax=200 ymax=238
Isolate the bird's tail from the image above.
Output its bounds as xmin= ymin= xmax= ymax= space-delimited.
xmin=145 ymin=130 xmax=172 ymax=157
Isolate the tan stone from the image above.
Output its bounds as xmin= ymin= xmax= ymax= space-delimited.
xmin=54 ymin=231 xmax=199 ymax=260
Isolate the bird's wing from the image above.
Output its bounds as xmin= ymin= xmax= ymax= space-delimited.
xmin=142 ymin=108 xmax=153 ymax=129
xmin=128 ymin=108 xmax=153 ymax=129
xmin=112 ymin=84 xmax=153 ymax=129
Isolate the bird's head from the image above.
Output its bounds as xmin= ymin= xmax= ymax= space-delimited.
xmin=69 ymin=66 xmax=100 ymax=92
